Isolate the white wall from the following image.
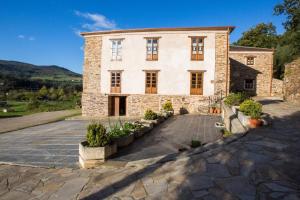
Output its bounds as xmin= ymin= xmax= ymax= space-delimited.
xmin=98 ymin=30 xmax=226 ymax=96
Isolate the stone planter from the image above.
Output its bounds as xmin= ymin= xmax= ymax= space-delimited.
xmin=134 ymin=126 xmax=151 ymax=138
xmin=237 ymin=111 xmax=250 ymax=127
xmin=231 ymin=106 xmax=240 ymax=115
xmin=114 ymin=133 xmax=134 ymax=148
xmin=141 ymin=118 xmax=159 ymax=125
xmin=79 ymin=141 xmax=117 ymax=169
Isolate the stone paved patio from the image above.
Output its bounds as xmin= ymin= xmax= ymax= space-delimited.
xmin=0 ymin=115 xmax=221 ymax=167
xmin=0 ymin=99 xmax=299 ymax=199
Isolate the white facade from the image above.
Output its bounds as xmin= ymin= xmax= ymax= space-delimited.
xmin=97 ymin=30 xmax=228 ymax=96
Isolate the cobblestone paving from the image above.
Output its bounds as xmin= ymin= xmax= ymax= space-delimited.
xmin=0 ymin=99 xmax=299 ymax=199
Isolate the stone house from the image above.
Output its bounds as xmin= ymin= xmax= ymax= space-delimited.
xmin=81 ymin=26 xmax=277 ymax=117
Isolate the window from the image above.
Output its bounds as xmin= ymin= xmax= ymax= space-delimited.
xmin=191 ymin=37 xmax=205 ymax=60
xmin=111 ymin=71 xmax=121 ymax=93
xmin=111 ymin=39 xmax=122 ymax=61
xmin=244 ymin=79 xmax=255 ymax=90
xmin=146 ymin=38 xmax=159 ymax=61
xmin=190 ymin=72 xmax=203 ymax=95
xmin=246 ymin=57 xmax=255 ymax=65
xmin=145 ymin=71 xmax=157 ymax=94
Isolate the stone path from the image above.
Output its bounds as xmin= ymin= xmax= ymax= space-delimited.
xmin=0 ymin=99 xmax=299 ymax=199
xmin=0 ymin=109 xmax=81 ymax=133
xmin=113 ymin=115 xmax=222 ymax=162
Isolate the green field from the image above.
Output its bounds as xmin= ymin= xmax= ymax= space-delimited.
xmin=0 ymin=100 xmax=80 ymax=118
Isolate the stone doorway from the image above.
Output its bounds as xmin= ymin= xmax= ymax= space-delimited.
xmin=109 ymin=96 xmax=127 ymax=116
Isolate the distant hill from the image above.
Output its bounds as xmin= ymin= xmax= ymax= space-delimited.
xmin=0 ymin=60 xmax=82 ymax=82
xmin=0 ymin=60 xmax=82 ymax=91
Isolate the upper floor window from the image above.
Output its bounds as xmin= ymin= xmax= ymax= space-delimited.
xmin=246 ymin=57 xmax=255 ymax=65
xmin=145 ymin=71 xmax=158 ymax=94
xmin=110 ymin=71 xmax=121 ymax=93
xmin=146 ymin=38 xmax=159 ymax=61
xmin=190 ymin=37 xmax=205 ymax=61
xmin=111 ymin=39 xmax=122 ymax=61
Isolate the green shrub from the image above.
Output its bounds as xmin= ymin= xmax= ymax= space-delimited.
xmin=162 ymin=101 xmax=173 ymax=112
xmin=86 ymin=123 xmax=111 ymax=147
xmin=224 ymin=92 xmax=249 ymax=106
xmin=123 ymin=122 xmax=144 ymax=132
xmin=190 ymin=140 xmax=202 ymax=148
xmin=221 ymin=129 xmax=232 ymax=138
xmin=108 ymin=123 xmax=131 ymax=139
xmin=144 ymin=109 xmax=158 ymax=120
xmin=239 ymin=99 xmax=262 ymax=119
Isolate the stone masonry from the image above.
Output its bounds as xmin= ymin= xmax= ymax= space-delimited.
xmin=215 ymin=32 xmax=229 ymax=96
xmin=82 ymin=36 xmax=103 ymax=117
xmin=229 ymin=49 xmax=274 ymax=96
xmin=127 ymin=95 xmax=212 ymax=116
xmin=283 ymin=58 xmax=300 ymax=102
xmin=271 ymin=78 xmax=283 ymax=97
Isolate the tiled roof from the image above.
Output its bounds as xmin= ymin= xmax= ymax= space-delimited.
xmin=81 ymin=26 xmax=235 ymax=36
xmin=230 ymin=45 xmax=274 ymax=52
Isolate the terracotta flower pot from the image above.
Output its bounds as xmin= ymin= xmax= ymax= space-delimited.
xmin=249 ymin=118 xmax=262 ymax=128
xmin=209 ymin=107 xmax=214 ymax=113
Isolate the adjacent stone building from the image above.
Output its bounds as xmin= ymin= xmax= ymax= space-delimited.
xmin=81 ymin=26 xmax=280 ymax=117
xmin=283 ymin=58 xmax=300 ymax=103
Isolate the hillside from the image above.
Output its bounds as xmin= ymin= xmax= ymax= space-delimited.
xmin=0 ymin=60 xmax=82 ymax=82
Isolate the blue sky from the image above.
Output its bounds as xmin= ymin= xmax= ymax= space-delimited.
xmin=0 ymin=0 xmax=286 ymax=74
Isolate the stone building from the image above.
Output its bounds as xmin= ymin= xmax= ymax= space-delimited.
xmin=229 ymin=46 xmax=275 ymax=96
xmin=283 ymin=58 xmax=300 ymax=103
xmin=80 ymin=26 xmax=279 ymax=117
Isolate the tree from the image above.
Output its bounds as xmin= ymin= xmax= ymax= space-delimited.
xmin=274 ymin=0 xmax=300 ymax=31
xmin=274 ymin=0 xmax=300 ymax=78
xmin=233 ymin=23 xmax=278 ymax=48
xmin=38 ymin=86 xmax=48 ymax=100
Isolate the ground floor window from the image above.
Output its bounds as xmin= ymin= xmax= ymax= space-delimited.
xmin=190 ymin=72 xmax=203 ymax=95
xmin=244 ymin=79 xmax=255 ymax=90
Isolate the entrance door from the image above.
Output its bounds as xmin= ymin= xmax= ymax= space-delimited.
xmin=108 ymin=96 xmax=126 ymax=116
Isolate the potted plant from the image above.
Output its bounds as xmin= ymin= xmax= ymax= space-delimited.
xmin=123 ymin=121 xmax=147 ymax=138
xmin=141 ymin=109 xmax=159 ymax=124
xmin=162 ymin=100 xmax=174 ymax=116
xmin=79 ymin=122 xmax=117 ymax=168
xmin=224 ymin=92 xmax=249 ymax=114
xmin=109 ymin=122 xmax=134 ymax=148
xmin=239 ymin=99 xmax=263 ymax=128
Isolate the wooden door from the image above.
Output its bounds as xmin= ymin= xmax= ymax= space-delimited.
xmin=190 ymin=72 xmax=203 ymax=95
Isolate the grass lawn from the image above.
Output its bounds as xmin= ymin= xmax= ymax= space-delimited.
xmin=0 ymin=100 xmax=79 ymax=118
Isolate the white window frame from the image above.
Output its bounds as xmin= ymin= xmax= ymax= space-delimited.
xmin=111 ymin=39 xmax=123 ymax=61
xmin=244 ymin=79 xmax=255 ymax=90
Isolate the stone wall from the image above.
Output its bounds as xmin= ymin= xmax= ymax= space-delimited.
xmin=127 ymin=95 xmax=212 ymax=116
xmin=215 ymin=33 xmax=229 ymax=96
xmin=221 ymin=102 xmax=247 ymax=134
xmin=271 ymin=78 xmax=283 ymax=97
xmin=82 ymin=36 xmax=103 ymax=117
xmin=229 ymin=52 xmax=273 ymax=96
xmin=82 ymin=93 xmax=108 ymax=117
xmin=283 ymin=58 xmax=300 ymax=102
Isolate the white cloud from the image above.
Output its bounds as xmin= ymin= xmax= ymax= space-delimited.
xmin=17 ymin=34 xmax=35 ymax=41
xmin=74 ymin=10 xmax=117 ymax=31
